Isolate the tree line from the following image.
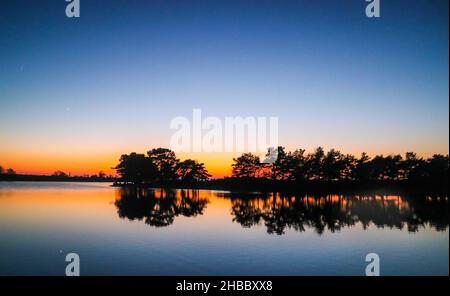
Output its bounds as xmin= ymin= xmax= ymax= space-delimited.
xmin=0 ymin=166 xmax=116 ymax=182
xmin=232 ymin=146 xmax=449 ymax=184
xmin=0 ymin=165 xmax=16 ymax=175
xmin=114 ymin=146 xmax=448 ymax=193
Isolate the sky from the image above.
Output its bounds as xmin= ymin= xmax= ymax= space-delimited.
xmin=0 ymin=0 xmax=448 ymax=177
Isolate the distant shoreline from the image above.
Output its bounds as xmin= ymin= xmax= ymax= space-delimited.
xmin=0 ymin=173 xmax=116 ymax=183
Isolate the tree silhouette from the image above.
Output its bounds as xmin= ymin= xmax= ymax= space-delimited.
xmin=52 ymin=170 xmax=69 ymax=178
xmin=113 ymin=148 xmax=212 ymax=185
xmin=341 ymin=154 xmax=357 ymax=181
xmin=177 ymin=159 xmax=211 ymax=182
xmin=7 ymin=168 xmax=15 ymax=174
xmin=270 ymin=147 xmax=306 ymax=181
xmin=147 ymin=148 xmax=179 ymax=183
xmin=427 ymin=154 xmax=449 ymax=183
xmin=114 ymin=153 xmax=157 ymax=185
xmin=231 ymin=153 xmax=261 ymax=178
xmin=352 ymin=152 xmax=371 ymax=181
xmin=370 ymin=154 xmax=403 ymax=180
xmin=305 ymin=147 xmax=325 ymax=180
xmin=290 ymin=149 xmax=308 ymax=181
xmin=0 ymin=166 xmax=16 ymax=175
xmin=322 ymin=149 xmax=345 ymax=181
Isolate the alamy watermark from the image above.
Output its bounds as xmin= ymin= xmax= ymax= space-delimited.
xmin=62 ymin=251 xmax=379 ymax=275
xmin=366 ymin=0 xmax=381 ymax=18
xmin=65 ymin=252 xmax=80 ymax=276
xmin=365 ymin=253 xmax=380 ymax=276
xmin=65 ymin=1 xmax=380 ymax=19
xmin=169 ymin=109 xmax=279 ymax=162
xmin=64 ymin=1 xmax=381 ymax=21
xmin=65 ymin=0 xmax=80 ymax=18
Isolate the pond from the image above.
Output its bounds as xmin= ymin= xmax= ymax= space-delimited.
xmin=0 ymin=182 xmax=448 ymax=275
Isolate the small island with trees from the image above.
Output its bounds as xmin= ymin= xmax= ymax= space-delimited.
xmin=1 ymin=146 xmax=448 ymax=194
xmin=112 ymin=147 xmax=448 ymax=194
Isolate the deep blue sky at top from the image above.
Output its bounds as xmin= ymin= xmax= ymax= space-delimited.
xmin=0 ymin=0 xmax=448 ymax=163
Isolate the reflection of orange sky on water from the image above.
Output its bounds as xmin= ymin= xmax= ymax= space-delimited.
xmin=0 ymin=189 xmax=430 ymax=217
xmin=0 ymin=188 xmax=115 ymax=227
xmin=0 ymin=186 xmax=446 ymax=237
xmin=0 ymin=187 xmax=233 ymax=229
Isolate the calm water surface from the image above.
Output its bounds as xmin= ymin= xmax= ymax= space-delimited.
xmin=0 ymin=182 xmax=448 ymax=275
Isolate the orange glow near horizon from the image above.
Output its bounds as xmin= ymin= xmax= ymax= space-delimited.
xmin=1 ymin=148 xmax=449 ymax=178
xmin=0 ymin=150 xmax=120 ymax=176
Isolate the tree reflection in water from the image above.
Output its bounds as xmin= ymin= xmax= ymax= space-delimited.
xmin=115 ymin=187 xmax=209 ymax=227
xmin=115 ymin=188 xmax=448 ymax=234
xmin=218 ymin=193 xmax=449 ymax=235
